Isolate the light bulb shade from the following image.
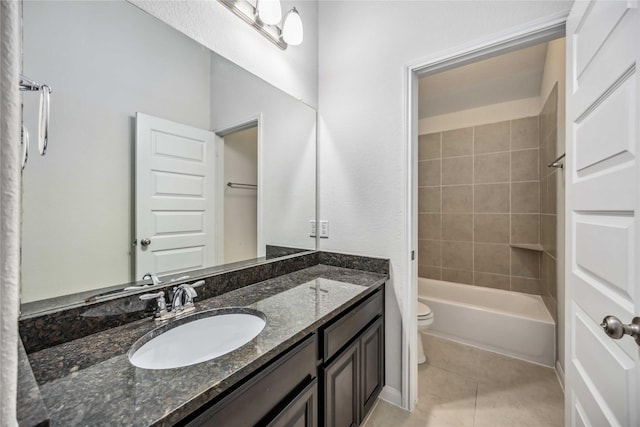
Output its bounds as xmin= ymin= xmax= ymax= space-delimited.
xmin=282 ymin=7 xmax=303 ymax=46
xmin=257 ymin=0 xmax=282 ymax=25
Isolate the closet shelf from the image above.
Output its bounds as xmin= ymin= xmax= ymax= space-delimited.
xmin=510 ymin=243 xmax=544 ymax=252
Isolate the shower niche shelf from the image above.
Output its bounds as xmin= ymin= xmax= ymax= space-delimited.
xmin=509 ymin=243 xmax=544 ymax=252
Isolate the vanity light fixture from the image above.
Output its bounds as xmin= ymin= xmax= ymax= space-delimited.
xmin=256 ymin=0 xmax=281 ymax=25
xmin=218 ymin=0 xmax=303 ymax=50
xmin=282 ymin=7 xmax=303 ymax=46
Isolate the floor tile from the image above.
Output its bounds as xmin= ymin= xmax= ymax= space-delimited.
xmin=365 ymin=335 xmax=565 ymax=427
xmin=474 ymin=376 xmax=564 ymax=427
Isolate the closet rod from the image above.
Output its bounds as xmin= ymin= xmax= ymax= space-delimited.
xmin=227 ymin=182 xmax=257 ymax=189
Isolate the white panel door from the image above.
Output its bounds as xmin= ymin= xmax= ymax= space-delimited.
xmin=565 ymin=2 xmax=640 ymax=426
xmin=135 ymin=113 xmax=216 ymax=278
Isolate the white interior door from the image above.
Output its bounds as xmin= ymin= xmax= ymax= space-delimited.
xmin=565 ymin=2 xmax=640 ymax=426
xmin=135 ymin=113 xmax=216 ymax=278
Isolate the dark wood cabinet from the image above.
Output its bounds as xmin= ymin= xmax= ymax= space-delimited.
xmin=267 ymin=379 xmax=318 ymax=427
xmin=181 ymin=285 xmax=384 ymax=427
xmin=322 ymin=341 xmax=360 ymax=427
xmin=321 ymin=290 xmax=385 ymax=427
xmin=359 ymin=318 xmax=383 ymax=418
xmin=184 ymin=334 xmax=317 ymax=427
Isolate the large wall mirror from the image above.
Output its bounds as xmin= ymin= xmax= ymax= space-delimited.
xmin=20 ymin=1 xmax=316 ymax=314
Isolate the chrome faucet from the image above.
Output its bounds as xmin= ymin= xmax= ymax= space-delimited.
xmin=172 ymin=280 xmax=205 ymax=314
xmin=139 ymin=280 xmax=205 ymax=320
xmin=142 ymin=272 xmax=162 ymax=286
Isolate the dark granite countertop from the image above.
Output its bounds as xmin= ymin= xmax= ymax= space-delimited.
xmin=24 ymin=264 xmax=387 ymax=426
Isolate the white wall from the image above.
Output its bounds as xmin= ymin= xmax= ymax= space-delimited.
xmin=539 ymin=37 xmax=567 ymax=377
xmin=21 ymin=1 xmax=211 ymax=302
xmin=224 ymin=127 xmax=258 ymax=263
xmin=318 ymin=0 xmax=573 ymax=404
xmin=130 ymin=0 xmax=319 ymax=108
xmin=419 ymin=96 xmax=540 ymax=134
xmin=210 ymin=54 xmax=316 ymax=253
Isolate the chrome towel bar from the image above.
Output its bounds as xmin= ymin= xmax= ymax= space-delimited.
xmin=547 ymin=153 xmax=565 ymax=169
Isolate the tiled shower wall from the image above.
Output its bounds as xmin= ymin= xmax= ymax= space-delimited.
xmin=418 ymin=116 xmax=543 ymax=294
xmin=539 ymin=84 xmax=559 ymax=319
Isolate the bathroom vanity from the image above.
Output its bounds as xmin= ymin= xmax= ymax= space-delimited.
xmin=17 ymin=252 xmax=388 ymax=426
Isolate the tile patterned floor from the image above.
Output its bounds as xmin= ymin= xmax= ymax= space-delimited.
xmin=364 ymin=334 xmax=564 ymax=427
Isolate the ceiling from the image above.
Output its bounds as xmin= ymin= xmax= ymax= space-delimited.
xmin=418 ymin=42 xmax=548 ymax=119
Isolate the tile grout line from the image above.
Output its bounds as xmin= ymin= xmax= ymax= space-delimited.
xmin=472 ymin=125 xmax=475 ymax=285
xmin=509 ymin=119 xmax=513 ymax=292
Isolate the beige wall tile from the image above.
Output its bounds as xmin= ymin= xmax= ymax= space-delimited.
xmin=548 ymin=171 xmax=558 ymax=214
xmin=511 ymin=148 xmax=539 ymax=181
xmin=442 ymin=185 xmax=472 ymax=213
xmin=547 ymin=254 xmax=557 ymax=298
xmin=474 ymin=152 xmax=510 ymax=184
xmin=443 ymin=268 xmax=473 ymax=285
xmin=511 ymin=277 xmax=542 ymax=295
xmin=474 ymin=272 xmax=510 ymax=290
xmin=510 ymin=116 xmax=539 ymax=150
xmin=442 ymin=214 xmax=473 ymax=241
xmin=474 ymin=183 xmax=509 ymax=213
xmin=442 ymin=241 xmax=473 ymax=270
xmin=474 ymin=243 xmax=510 ymax=274
xmin=419 ymin=132 xmax=441 ymax=160
xmin=511 ymin=181 xmax=540 ymax=213
xmin=418 ymin=159 xmax=440 ymax=186
xmin=419 ymin=213 xmax=441 ymax=240
xmin=418 ymin=187 xmax=441 ymax=213
xmin=419 ymin=239 xmax=441 ymax=267
xmin=541 ymin=214 xmax=557 ymax=257
xmin=442 ymin=127 xmax=473 ymax=157
xmin=511 ymin=214 xmax=540 ymax=244
xmin=474 ymin=214 xmax=509 ymax=243
xmin=418 ymin=265 xmax=442 ymax=280
xmin=442 ymin=156 xmax=473 ymax=185
xmin=474 ymin=121 xmax=509 ymax=154
xmin=540 ymin=175 xmax=549 ymax=213
xmin=510 ymin=248 xmax=540 ymax=279
xmin=540 ymin=252 xmax=550 ymax=296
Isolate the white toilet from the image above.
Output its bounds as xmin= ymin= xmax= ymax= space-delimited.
xmin=417 ymin=300 xmax=434 ymax=364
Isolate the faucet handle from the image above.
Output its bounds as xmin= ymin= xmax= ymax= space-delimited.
xmin=139 ymin=291 xmax=168 ymax=318
xmin=142 ymin=273 xmax=162 ymax=286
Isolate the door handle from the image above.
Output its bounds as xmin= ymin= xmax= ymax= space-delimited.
xmin=140 ymin=238 xmax=151 ymax=247
xmin=601 ymin=316 xmax=640 ymax=346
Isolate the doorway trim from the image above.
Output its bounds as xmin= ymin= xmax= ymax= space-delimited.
xmin=214 ymin=115 xmax=263 ymax=264
xmin=401 ymin=11 xmax=568 ymax=411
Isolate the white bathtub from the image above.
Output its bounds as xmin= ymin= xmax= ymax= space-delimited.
xmin=418 ymin=278 xmax=555 ymax=367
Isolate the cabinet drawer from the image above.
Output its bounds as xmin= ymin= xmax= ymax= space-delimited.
xmin=266 ymin=379 xmax=317 ymax=427
xmin=185 ymin=334 xmax=317 ymax=427
xmin=322 ymin=289 xmax=383 ymax=361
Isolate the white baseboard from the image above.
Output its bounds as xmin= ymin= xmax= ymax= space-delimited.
xmin=378 ymin=385 xmax=403 ymax=408
xmin=555 ymin=360 xmax=565 ymax=391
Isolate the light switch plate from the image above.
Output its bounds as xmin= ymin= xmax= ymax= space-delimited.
xmin=319 ymin=220 xmax=329 ymax=238
xmin=309 ymin=220 xmax=316 ymax=237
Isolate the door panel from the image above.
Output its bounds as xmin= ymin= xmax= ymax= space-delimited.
xmin=323 ymin=341 xmax=359 ymax=427
xmin=135 ymin=113 xmax=216 ymax=278
xmin=566 ymin=2 xmax=640 ymax=426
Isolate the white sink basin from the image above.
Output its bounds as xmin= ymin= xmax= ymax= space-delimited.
xmin=129 ymin=309 xmax=266 ymax=370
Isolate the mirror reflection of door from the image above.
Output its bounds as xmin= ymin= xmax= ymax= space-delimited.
xmin=135 ymin=113 xmax=216 ymax=278
xmin=222 ymin=126 xmax=258 ymax=264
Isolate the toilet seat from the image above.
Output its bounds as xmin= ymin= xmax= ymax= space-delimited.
xmin=417 ymin=300 xmax=432 ymax=320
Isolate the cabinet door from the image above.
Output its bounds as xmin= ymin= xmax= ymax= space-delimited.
xmin=323 ymin=341 xmax=359 ymax=427
xmin=267 ymin=380 xmax=317 ymax=427
xmin=360 ymin=317 xmax=383 ymax=419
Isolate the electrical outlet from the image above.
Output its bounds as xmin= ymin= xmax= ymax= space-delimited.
xmin=309 ymin=220 xmax=316 ymax=237
xmin=319 ymin=220 xmax=329 ymax=238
